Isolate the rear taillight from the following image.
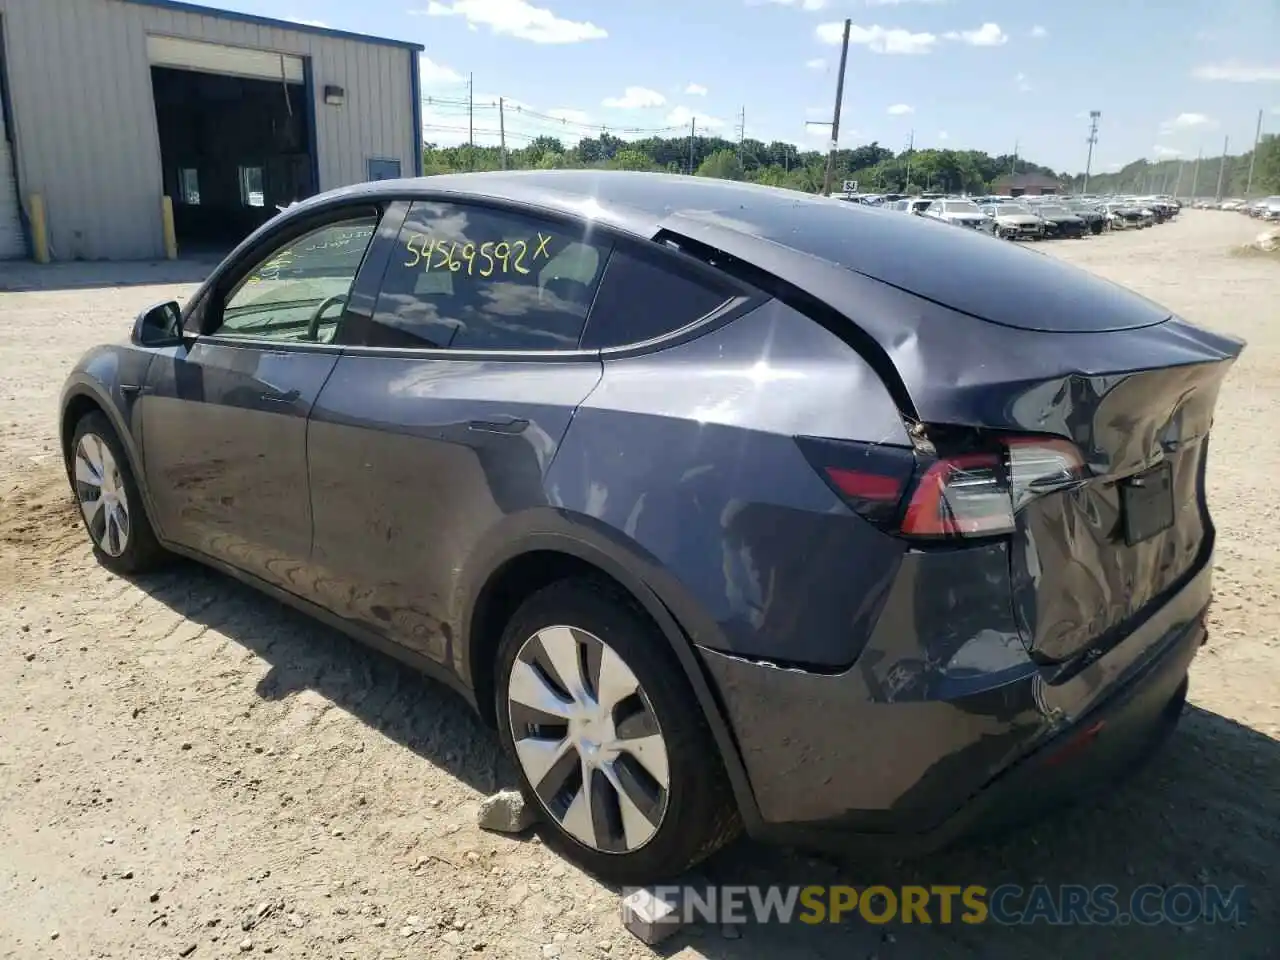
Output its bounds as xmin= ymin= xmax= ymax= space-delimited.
xmin=901 ymin=452 xmax=1012 ymax=537
xmin=798 ymin=432 xmax=1086 ymax=541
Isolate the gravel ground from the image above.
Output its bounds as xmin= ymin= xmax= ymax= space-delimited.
xmin=1 ymin=211 xmax=1277 ymax=960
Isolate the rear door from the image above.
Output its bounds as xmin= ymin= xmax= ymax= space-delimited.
xmin=141 ymin=207 xmax=381 ymax=591
xmin=306 ymin=198 xmax=610 ymax=665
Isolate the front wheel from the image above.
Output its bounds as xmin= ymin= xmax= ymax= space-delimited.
xmin=496 ymin=578 xmax=740 ymax=884
xmin=67 ymin=412 xmax=167 ymax=575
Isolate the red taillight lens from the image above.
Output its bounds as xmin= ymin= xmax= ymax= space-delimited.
xmin=799 ymin=432 xmax=1087 ymax=541
xmin=901 ymin=452 xmax=1013 ymax=538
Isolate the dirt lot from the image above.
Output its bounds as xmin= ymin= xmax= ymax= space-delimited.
xmin=1 ymin=212 xmax=1277 ymax=960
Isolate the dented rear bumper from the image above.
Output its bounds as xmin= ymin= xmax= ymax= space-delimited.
xmin=700 ymin=538 xmax=1213 ymax=852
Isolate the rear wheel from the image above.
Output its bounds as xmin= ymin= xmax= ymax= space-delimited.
xmin=495 ymin=578 xmax=740 ymax=884
xmin=68 ymin=412 xmax=167 ymax=575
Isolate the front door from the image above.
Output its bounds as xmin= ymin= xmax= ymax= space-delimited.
xmin=141 ymin=211 xmax=381 ymax=591
xmin=306 ymin=198 xmax=612 ymax=665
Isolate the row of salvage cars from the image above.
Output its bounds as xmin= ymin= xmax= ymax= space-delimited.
xmin=873 ymin=194 xmax=1181 ymax=241
xmin=1196 ymin=195 xmax=1280 ymax=221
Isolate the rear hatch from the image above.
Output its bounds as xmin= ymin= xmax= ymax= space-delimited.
xmin=814 ymin=225 xmax=1245 ymax=664
xmin=661 ymin=206 xmax=1245 ymax=665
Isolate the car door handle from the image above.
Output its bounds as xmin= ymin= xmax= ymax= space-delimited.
xmin=468 ymin=416 xmax=529 ymax=435
xmin=261 ymin=388 xmax=301 ymax=404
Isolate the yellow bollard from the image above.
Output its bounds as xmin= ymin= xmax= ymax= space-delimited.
xmin=29 ymin=193 xmax=49 ymax=264
xmin=161 ymin=195 xmax=178 ymax=260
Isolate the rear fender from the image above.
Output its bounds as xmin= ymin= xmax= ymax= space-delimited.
xmin=455 ymin=515 xmax=764 ymax=832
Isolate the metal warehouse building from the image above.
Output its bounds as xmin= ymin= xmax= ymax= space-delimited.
xmin=0 ymin=0 xmax=424 ymax=260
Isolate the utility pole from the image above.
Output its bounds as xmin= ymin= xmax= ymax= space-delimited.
xmin=1215 ymin=135 xmax=1229 ymax=202
xmin=736 ymin=106 xmax=746 ymax=167
xmin=1191 ymin=147 xmax=1202 ymax=198
xmin=1245 ymin=108 xmax=1263 ymax=197
xmin=1083 ymin=110 xmax=1101 ymax=194
xmin=904 ymin=130 xmax=914 ymax=190
xmin=498 ymin=97 xmax=507 ymax=169
xmin=688 ymin=117 xmax=696 ymax=175
xmin=821 ymin=18 xmax=851 ymax=197
xmin=467 ymin=72 xmax=474 ymax=170
xmin=1011 ymin=139 xmax=1019 ymax=175
xmin=1172 ymin=160 xmax=1184 ymax=198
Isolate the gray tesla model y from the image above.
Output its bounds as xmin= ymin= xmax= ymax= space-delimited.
xmin=59 ymin=171 xmax=1243 ymax=884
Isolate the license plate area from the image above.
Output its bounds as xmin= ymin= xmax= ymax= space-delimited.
xmin=1121 ymin=462 xmax=1174 ymax=546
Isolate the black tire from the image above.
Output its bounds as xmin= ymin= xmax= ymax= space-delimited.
xmin=67 ymin=411 xmax=167 ymax=575
xmin=495 ymin=577 xmax=741 ymax=885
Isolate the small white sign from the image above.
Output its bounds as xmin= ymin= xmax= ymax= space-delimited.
xmin=842 ymin=180 xmax=858 ymax=193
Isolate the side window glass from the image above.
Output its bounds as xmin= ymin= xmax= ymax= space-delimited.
xmin=580 ymin=247 xmax=736 ymax=350
xmin=214 ymin=216 xmax=378 ymax=343
xmin=369 ymin=201 xmax=610 ymax=351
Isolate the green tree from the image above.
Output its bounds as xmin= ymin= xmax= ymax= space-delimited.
xmin=696 ymin=149 xmax=744 ymax=181
xmin=608 ymin=148 xmax=658 ymax=171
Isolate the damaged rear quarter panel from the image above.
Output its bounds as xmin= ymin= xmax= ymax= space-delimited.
xmin=545 ymin=299 xmax=912 ymax=670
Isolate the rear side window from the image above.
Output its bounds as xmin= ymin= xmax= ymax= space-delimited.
xmin=368 ymin=201 xmax=611 ymax=351
xmin=580 ymin=246 xmax=736 ymax=350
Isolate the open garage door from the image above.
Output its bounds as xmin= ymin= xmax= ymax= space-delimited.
xmin=0 ymin=25 xmax=25 ymax=261
xmin=148 ymin=36 xmax=314 ymax=251
xmin=0 ymin=106 xmax=24 ymax=260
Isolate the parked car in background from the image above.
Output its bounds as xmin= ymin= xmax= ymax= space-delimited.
xmin=56 ymin=171 xmax=1245 ymax=884
xmin=1256 ymin=196 xmax=1280 ymax=221
xmin=1103 ymin=201 xmax=1146 ymax=230
xmin=1063 ymin=199 xmax=1108 ymax=235
xmin=981 ymin=202 xmax=1045 ymax=240
xmin=924 ymin=198 xmax=996 ymax=234
xmin=1032 ymin=203 xmax=1089 ymax=239
xmin=889 ymin=198 xmax=936 ymax=216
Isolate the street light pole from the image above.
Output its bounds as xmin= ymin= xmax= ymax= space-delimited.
xmin=820 ymin=18 xmax=852 ymax=197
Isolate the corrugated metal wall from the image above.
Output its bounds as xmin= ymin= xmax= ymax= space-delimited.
xmin=0 ymin=0 xmax=417 ymax=259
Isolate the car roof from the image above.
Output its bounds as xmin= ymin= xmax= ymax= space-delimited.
xmin=276 ymin=170 xmax=1168 ymax=336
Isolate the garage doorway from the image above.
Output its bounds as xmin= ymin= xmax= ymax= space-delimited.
xmin=149 ymin=38 xmax=316 ymax=250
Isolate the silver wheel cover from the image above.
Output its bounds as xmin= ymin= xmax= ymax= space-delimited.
xmin=74 ymin=433 xmax=130 ymax=558
xmin=507 ymin=625 xmax=671 ymax=854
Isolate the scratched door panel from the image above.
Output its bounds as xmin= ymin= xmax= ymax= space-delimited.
xmin=306 ymin=199 xmax=610 ymax=666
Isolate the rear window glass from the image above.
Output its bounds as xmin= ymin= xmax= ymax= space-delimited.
xmin=581 ymin=247 xmax=735 ymax=349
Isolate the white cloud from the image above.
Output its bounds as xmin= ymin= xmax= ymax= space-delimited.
xmin=284 ymin=16 xmax=330 ymax=28
xmin=938 ymin=130 xmax=949 ymax=141
xmin=685 ymin=83 xmax=708 ymax=96
xmin=818 ymin=22 xmax=938 ymax=54
xmin=545 ymin=108 xmax=589 ymax=124
xmin=1030 ymin=24 xmax=1047 ymax=38
xmin=887 ymin=103 xmax=914 ymax=115
xmin=601 ymin=86 xmax=666 ymax=109
xmin=806 ymin=57 xmax=827 ymax=69
xmin=1160 ymin=112 xmax=1214 ymax=132
xmin=1015 ymin=72 xmax=1032 ymax=93
xmin=758 ymin=0 xmax=829 ymax=9
xmin=866 ymin=0 xmax=947 ymax=5
xmin=415 ymin=0 xmax=607 ymax=44
xmin=1192 ymin=62 xmax=1280 ymax=82
xmin=666 ymin=106 xmax=725 ymax=130
xmin=419 ymin=54 xmax=463 ymax=86
xmin=944 ymin=23 xmax=1008 ymax=46
xmin=1154 ymin=145 xmax=1183 ymax=158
